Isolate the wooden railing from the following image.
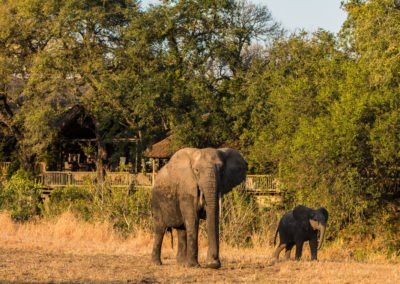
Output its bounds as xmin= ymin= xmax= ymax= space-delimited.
xmin=40 ymin=172 xmax=282 ymax=207
xmin=239 ymin=174 xmax=280 ymax=194
xmin=40 ymin=172 xmax=279 ymax=192
xmin=0 ymin=162 xmax=11 ymax=176
xmin=40 ymin=171 xmax=94 ymax=188
xmin=238 ymin=175 xmax=282 ymax=207
xmin=40 ymin=171 xmax=153 ymax=188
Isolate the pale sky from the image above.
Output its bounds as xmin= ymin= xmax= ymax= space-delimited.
xmin=141 ymin=0 xmax=347 ymax=34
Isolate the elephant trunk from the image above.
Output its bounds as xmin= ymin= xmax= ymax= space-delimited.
xmin=318 ymin=224 xmax=326 ymax=250
xmin=203 ymin=173 xmax=221 ymax=269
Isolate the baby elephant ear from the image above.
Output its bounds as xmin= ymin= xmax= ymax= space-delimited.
xmin=317 ymin=207 xmax=329 ymax=222
xmin=293 ymin=205 xmax=312 ymax=223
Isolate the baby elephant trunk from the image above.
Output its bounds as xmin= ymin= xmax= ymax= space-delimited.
xmin=318 ymin=225 xmax=326 ymax=250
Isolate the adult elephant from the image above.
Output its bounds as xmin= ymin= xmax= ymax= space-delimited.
xmin=151 ymin=147 xmax=247 ymax=269
xmin=273 ymin=205 xmax=328 ymax=261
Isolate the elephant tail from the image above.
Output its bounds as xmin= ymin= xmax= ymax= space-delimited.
xmin=273 ymin=228 xmax=279 ymax=246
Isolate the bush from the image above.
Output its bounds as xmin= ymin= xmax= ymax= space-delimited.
xmin=45 ymin=186 xmax=93 ymax=221
xmin=45 ymin=183 xmax=152 ymax=235
xmin=220 ymin=188 xmax=280 ymax=247
xmin=0 ymin=170 xmax=43 ymax=221
xmin=6 ymin=160 xmax=21 ymax=179
xmin=107 ymin=187 xmax=152 ymax=235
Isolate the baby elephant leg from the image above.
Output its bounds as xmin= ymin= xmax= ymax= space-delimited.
xmin=273 ymin=244 xmax=286 ymax=260
xmin=284 ymin=244 xmax=294 ymax=260
xmin=295 ymin=241 xmax=304 ymax=260
xmin=310 ymin=237 xmax=318 ymax=260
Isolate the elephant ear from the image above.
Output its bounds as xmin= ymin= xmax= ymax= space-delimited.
xmin=217 ymin=148 xmax=247 ymax=195
xmin=293 ymin=205 xmax=313 ymax=225
xmin=317 ymin=207 xmax=329 ymax=222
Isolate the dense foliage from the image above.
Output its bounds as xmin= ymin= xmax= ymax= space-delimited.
xmin=46 ymin=185 xmax=152 ymax=235
xmin=0 ymin=170 xmax=43 ymax=221
xmin=0 ymin=0 xmax=399 ymax=253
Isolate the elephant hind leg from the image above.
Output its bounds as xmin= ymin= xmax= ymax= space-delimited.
xmin=273 ymin=244 xmax=286 ymax=261
xmin=176 ymin=229 xmax=187 ymax=265
xmin=284 ymin=243 xmax=294 ymax=260
xmin=151 ymin=226 xmax=166 ymax=265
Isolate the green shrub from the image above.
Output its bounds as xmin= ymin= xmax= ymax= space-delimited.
xmin=45 ymin=183 xmax=152 ymax=235
xmin=46 ymin=186 xmax=93 ymax=221
xmin=6 ymin=160 xmax=21 ymax=180
xmin=220 ymin=188 xmax=280 ymax=247
xmin=0 ymin=170 xmax=43 ymax=221
xmin=107 ymin=187 xmax=152 ymax=235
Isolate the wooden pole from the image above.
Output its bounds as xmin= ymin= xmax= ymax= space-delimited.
xmin=135 ymin=140 xmax=138 ymax=173
xmin=152 ymin=158 xmax=156 ymax=186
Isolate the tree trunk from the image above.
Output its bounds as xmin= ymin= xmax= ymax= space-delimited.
xmin=94 ymin=124 xmax=107 ymax=185
xmin=19 ymin=144 xmax=35 ymax=173
xmin=95 ymin=140 xmax=106 ymax=182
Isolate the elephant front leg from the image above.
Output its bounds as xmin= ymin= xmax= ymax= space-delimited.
xmin=309 ymin=237 xmax=318 ymax=260
xmin=295 ymin=241 xmax=304 ymax=260
xmin=151 ymin=227 xmax=165 ymax=265
xmin=180 ymin=195 xmax=200 ymax=268
xmin=176 ymin=229 xmax=187 ymax=265
xmin=184 ymin=219 xmax=200 ymax=267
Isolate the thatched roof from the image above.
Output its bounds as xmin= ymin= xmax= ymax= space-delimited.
xmin=143 ymin=136 xmax=242 ymax=159
xmin=144 ymin=136 xmax=177 ymax=159
xmin=54 ymin=105 xmax=85 ymax=130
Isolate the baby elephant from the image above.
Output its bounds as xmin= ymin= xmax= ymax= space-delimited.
xmin=273 ymin=205 xmax=328 ymax=261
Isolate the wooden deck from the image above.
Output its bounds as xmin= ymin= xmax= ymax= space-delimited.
xmin=1 ymin=162 xmax=282 ymax=207
xmin=39 ymin=171 xmax=280 ymax=195
xmin=0 ymin=166 xmax=280 ymax=193
xmin=240 ymin=174 xmax=283 ymax=207
xmin=240 ymin=174 xmax=280 ymax=194
xmin=40 ymin=171 xmax=153 ymax=188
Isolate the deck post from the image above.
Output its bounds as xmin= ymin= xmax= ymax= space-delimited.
xmin=152 ymin=158 xmax=156 ymax=186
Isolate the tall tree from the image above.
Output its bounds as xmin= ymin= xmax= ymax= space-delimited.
xmin=342 ymin=0 xmax=400 ymax=193
xmin=0 ymin=0 xmax=140 ymax=177
xmin=120 ymin=0 xmax=281 ymax=148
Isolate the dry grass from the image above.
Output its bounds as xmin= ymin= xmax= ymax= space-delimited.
xmin=0 ymin=212 xmax=398 ymax=283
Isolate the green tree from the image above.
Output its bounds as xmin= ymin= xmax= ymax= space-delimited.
xmin=340 ymin=0 xmax=400 ymax=246
xmin=244 ymin=31 xmax=346 ymax=172
xmin=240 ymin=29 xmax=378 ymax=234
xmin=120 ymin=0 xmax=281 ymax=148
xmin=343 ymin=0 xmax=400 ymax=191
xmin=0 ymin=0 xmax=140 ymax=177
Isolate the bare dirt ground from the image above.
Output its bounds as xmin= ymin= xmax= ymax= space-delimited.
xmin=0 ymin=213 xmax=398 ymax=283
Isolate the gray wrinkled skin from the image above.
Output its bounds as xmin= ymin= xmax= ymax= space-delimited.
xmin=151 ymin=148 xmax=247 ymax=269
